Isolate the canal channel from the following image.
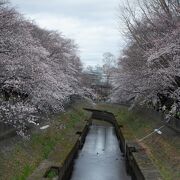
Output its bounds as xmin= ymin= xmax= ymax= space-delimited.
xmin=69 ymin=120 xmax=131 ymax=180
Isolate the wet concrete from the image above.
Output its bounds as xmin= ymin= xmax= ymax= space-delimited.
xmin=70 ymin=121 xmax=131 ymax=180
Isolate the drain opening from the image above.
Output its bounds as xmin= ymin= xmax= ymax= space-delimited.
xmin=76 ymin=131 xmax=82 ymax=135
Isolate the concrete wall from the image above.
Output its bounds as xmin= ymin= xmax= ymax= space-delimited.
xmin=58 ymin=123 xmax=91 ymax=180
xmin=85 ymin=109 xmax=162 ymax=180
xmin=28 ymin=109 xmax=163 ymax=180
xmin=27 ymin=119 xmax=92 ymax=180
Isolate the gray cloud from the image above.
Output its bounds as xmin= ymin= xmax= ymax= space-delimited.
xmin=11 ymin=0 xmax=125 ymax=67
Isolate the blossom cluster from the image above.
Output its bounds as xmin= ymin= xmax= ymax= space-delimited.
xmin=112 ymin=0 xmax=180 ymax=118
xmin=0 ymin=1 xmax=89 ymax=136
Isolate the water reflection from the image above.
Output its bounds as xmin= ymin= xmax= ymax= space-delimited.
xmin=70 ymin=122 xmax=131 ymax=180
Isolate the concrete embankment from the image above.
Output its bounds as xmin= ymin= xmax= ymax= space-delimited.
xmin=27 ymin=108 xmax=163 ymax=180
xmin=27 ymin=116 xmax=91 ymax=180
xmin=82 ymin=109 xmax=163 ymax=180
xmin=0 ymin=100 xmax=93 ymax=180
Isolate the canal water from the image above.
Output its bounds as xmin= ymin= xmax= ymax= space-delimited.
xmin=70 ymin=121 xmax=131 ymax=180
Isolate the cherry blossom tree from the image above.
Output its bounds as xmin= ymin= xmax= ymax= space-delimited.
xmin=0 ymin=1 xmax=89 ymax=136
xmin=112 ymin=0 xmax=180 ymax=118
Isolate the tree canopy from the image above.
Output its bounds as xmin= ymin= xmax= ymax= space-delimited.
xmin=112 ymin=0 xmax=180 ymax=118
xmin=0 ymin=1 xmax=89 ymax=136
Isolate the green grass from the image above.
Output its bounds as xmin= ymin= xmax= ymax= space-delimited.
xmin=45 ymin=168 xmax=59 ymax=179
xmin=13 ymin=165 xmax=34 ymax=180
xmin=96 ymin=103 xmax=180 ymax=180
xmin=46 ymin=170 xmax=57 ymax=178
xmin=0 ymin=100 xmax=93 ymax=180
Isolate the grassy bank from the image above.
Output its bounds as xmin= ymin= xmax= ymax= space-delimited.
xmin=97 ymin=104 xmax=180 ymax=180
xmin=0 ymin=100 xmax=93 ymax=180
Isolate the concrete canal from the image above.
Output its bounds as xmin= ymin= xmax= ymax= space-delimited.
xmin=69 ymin=120 xmax=131 ymax=180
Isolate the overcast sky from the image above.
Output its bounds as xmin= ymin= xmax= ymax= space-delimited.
xmin=11 ymin=0 xmax=126 ymax=67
